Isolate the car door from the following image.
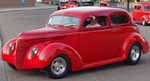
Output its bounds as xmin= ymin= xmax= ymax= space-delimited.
xmin=109 ymin=12 xmax=131 ymax=58
xmin=78 ymin=16 xmax=116 ymax=64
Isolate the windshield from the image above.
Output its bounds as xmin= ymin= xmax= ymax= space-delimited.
xmin=48 ymin=16 xmax=80 ymax=28
xmin=144 ymin=6 xmax=150 ymax=10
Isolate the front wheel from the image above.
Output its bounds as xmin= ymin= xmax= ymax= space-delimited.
xmin=46 ymin=55 xmax=70 ymax=79
xmin=125 ymin=44 xmax=142 ymax=65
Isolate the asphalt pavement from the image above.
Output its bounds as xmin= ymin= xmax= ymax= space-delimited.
xmin=0 ymin=8 xmax=150 ymax=81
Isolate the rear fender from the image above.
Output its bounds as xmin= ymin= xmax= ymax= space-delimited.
xmin=122 ymin=33 xmax=148 ymax=59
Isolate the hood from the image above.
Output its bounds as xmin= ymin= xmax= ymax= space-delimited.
xmin=15 ymin=26 xmax=77 ymax=68
xmin=18 ymin=26 xmax=75 ymax=40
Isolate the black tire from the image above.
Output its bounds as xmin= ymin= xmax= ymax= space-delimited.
xmin=125 ymin=43 xmax=142 ymax=65
xmin=7 ymin=63 xmax=17 ymax=70
xmin=46 ymin=55 xmax=70 ymax=79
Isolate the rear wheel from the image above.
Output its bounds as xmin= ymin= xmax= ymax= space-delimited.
xmin=125 ymin=44 xmax=142 ymax=65
xmin=46 ymin=55 xmax=70 ymax=79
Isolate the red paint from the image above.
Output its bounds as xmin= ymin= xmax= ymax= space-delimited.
xmin=132 ymin=2 xmax=150 ymax=24
xmin=2 ymin=7 xmax=149 ymax=71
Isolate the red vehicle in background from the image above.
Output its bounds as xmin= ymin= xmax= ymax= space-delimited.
xmin=132 ymin=2 xmax=150 ymax=26
xmin=57 ymin=0 xmax=78 ymax=10
xmin=99 ymin=1 xmax=108 ymax=7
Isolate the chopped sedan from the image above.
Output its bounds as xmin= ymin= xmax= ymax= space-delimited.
xmin=2 ymin=7 xmax=149 ymax=79
xmin=132 ymin=2 xmax=150 ymax=26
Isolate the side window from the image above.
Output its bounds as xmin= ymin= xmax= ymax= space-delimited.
xmin=135 ymin=5 xmax=142 ymax=10
xmin=111 ymin=14 xmax=129 ymax=25
xmin=97 ymin=16 xmax=107 ymax=26
xmin=84 ymin=16 xmax=107 ymax=28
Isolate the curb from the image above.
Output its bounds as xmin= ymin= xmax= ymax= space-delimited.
xmin=0 ymin=6 xmax=56 ymax=12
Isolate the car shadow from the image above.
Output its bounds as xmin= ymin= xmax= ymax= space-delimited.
xmin=8 ymin=60 xmax=146 ymax=77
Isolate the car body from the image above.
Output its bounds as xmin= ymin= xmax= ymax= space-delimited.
xmin=57 ymin=0 xmax=78 ymax=10
xmin=132 ymin=2 xmax=150 ymax=26
xmin=2 ymin=7 xmax=149 ymax=78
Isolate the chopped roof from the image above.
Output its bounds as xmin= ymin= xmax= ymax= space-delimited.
xmin=51 ymin=6 xmax=128 ymax=17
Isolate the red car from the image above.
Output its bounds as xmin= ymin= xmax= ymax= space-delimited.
xmin=2 ymin=7 xmax=149 ymax=79
xmin=132 ymin=2 xmax=150 ymax=26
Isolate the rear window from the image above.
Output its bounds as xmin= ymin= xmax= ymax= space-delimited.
xmin=111 ymin=14 xmax=129 ymax=25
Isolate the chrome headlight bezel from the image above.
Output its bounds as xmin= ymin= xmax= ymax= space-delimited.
xmin=8 ymin=43 xmax=15 ymax=53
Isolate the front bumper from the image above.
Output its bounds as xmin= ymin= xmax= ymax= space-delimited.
xmin=2 ymin=52 xmax=48 ymax=70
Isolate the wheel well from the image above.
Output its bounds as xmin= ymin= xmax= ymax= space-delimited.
xmin=133 ymin=42 xmax=142 ymax=51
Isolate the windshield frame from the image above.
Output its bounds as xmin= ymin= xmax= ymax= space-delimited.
xmin=47 ymin=15 xmax=80 ymax=28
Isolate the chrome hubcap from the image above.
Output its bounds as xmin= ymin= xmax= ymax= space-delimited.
xmin=130 ymin=46 xmax=140 ymax=61
xmin=51 ymin=57 xmax=67 ymax=75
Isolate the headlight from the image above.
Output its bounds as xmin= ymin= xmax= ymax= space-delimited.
xmin=9 ymin=43 xmax=15 ymax=53
xmin=31 ymin=47 xmax=38 ymax=56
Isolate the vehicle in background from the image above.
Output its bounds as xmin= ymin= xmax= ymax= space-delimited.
xmin=57 ymin=0 xmax=78 ymax=10
xmin=99 ymin=0 xmax=125 ymax=8
xmin=132 ymin=2 xmax=150 ymax=26
xmin=79 ymin=0 xmax=94 ymax=6
xmin=99 ymin=1 xmax=108 ymax=7
xmin=42 ymin=0 xmax=49 ymax=4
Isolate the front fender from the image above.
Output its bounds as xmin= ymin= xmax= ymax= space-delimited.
xmin=39 ymin=42 xmax=83 ymax=71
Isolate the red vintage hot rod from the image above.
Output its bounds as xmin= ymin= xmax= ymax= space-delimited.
xmin=132 ymin=2 xmax=150 ymax=26
xmin=2 ymin=7 xmax=149 ymax=78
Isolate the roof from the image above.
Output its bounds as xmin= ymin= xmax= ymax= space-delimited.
xmin=51 ymin=6 xmax=128 ymax=17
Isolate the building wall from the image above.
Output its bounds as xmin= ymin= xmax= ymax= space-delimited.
xmin=0 ymin=0 xmax=36 ymax=8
